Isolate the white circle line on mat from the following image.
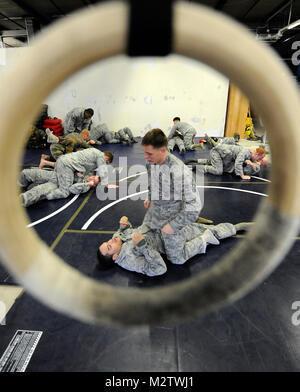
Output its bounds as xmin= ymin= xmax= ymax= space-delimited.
xmin=27 ymin=195 xmax=80 ymax=228
xmin=81 ymin=185 xmax=267 ymax=230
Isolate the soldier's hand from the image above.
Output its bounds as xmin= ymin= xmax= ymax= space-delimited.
xmin=77 ymin=172 xmax=84 ymax=178
xmin=132 ymin=232 xmax=144 ymax=245
xmin=241 ymin=175 xmax=251 ymax=180
xmin=88 ymin=140 xmax=96 ymax=145
xmin=144 ymin=200 xmax=151 ymax=209
xmin=161 ymin=224 xmax=175 ymax=235
xmin=120 ymin=216 xmax=129 ymax=228
xmin=245 ymin=160 xmax=256 ymax=168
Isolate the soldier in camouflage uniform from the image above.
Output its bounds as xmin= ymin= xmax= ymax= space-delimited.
xmin=167 ymin=131 xmax=186 ymax=155
xmin=90 ymin=123 xmax=137 ymax=145
xmin=140 ymin=128 xmax=206 ymax=263
xmin=63 ymin=107 xmax=94 ymax=135
xmin=185 ymin=144 xmax=265 ymax=179
xmin=168 ymin=117 xmax=197 ymax=151
xmin=142 ymin=129 xmax=201 ymax=232
xmin=19 ymin=167 xmax=97 ymax=207
xmin=39 ymin=130 xmax=93 ymax=169
xmin=97 ymin=216 xmax=251 ymax=276
xmin=45 ymin=148 xmax=114 ymax=200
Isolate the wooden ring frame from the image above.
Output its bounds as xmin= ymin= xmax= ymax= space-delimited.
xmin=0 ymin=1 xmax=299 ymax=326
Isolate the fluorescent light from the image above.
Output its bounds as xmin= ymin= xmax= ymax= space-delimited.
xmin=287 ymin=19 xmax=300 ymax=30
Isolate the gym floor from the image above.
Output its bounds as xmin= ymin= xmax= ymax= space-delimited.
xmin=0 ymin=139 xmax=300 ymax=372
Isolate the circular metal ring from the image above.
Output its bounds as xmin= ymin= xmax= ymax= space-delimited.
xmin=0 ymin=1 xmax=299 ymax=326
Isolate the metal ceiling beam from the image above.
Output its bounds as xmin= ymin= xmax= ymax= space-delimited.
xmin=242 ymin=0 xmax=261 ymax=20
xmin=215 ymin=0 xmax=227 ymax=11
xmin=0 ymin=29 xmax=27 ymax=37
xmin=0 ymin=16 xmax=26 ymax=21
xmin=10 ymin=0 xmax=52 ymax=25
xmin=266 ymin=0 xmax=294 ymax=23
xmin=0 ymin=11 xmax=25 ymax=29
xmin=25 ymin=18 xmax=34 ymax=43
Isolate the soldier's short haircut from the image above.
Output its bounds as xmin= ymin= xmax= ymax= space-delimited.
xmin=104 ymin=151 xmax=114 ymax=163
xmin=173 ymin=117 xmax=180 ymax=122
xmin=85 ymin=108 xmax=94 ymax=117
xmin=255 ymin=147 xmax=266 ymax=156
xmin=96 ymin=249 xmax=115 ymax=270
xmin=142 ymin=128 xmax=168 ymax=148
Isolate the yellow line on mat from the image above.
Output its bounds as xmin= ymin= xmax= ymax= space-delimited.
xmin=234 ymin=234 xmax=300 ymax=240
xmin=50 ymin=190 xmax=94 ymax=251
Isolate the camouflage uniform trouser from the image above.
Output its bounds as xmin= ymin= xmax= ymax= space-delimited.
xmin=103 ymin=131 xmax=117 ymax=144
xmin=47 ymin=160 xmax=74 ymax=200
xmin=143 ymin=200 xmax=200 ymax=233
xmin=50 ymin=143 xmax=65 ymax=160
xmin=168 ymin=136 xmax=185 ymax=152
xmin=198 ymin=149 xmax=224 ymax=175
xmin=162 ymin=222 xmax=236 ymax=264
xmin=19 ymin=168 xmax=58 ymax=207
xmin=183 ymin=129 xmax=196 ymax=150
xmin=220 ymin=137 xmax=236 ymax=145
xmin=116 ymin=127 xmax=134 ymax=142
xmin=104 ymin=127 xmax=134 ymax=143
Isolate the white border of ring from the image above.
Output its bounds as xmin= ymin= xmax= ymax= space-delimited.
xmin=0 ymin=1 xmax=299 ymax=326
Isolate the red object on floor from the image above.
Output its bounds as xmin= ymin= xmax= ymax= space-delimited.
xmin=43 ymin=118 xmax=62 ymax=125
xmin=43 ymin=118 xmax=64 ymax=136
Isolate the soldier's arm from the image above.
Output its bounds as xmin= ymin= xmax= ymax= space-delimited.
xmin=112 ymin=220 xmax=133 ymax=241
xmin=168 ymin=124 xmax=178 ymax=140
xmin=65 ymin=115 xmax=77 ymax=134
xmin=80 ymin=140 xmax=93 ymax=149
xmin=235 ymin=149 xmax=251 ymax=177
xmin=69 ymin=182 xmax=92 ymax=194
xmin=134 ymin=238 xmax=167 ymax=276
xmin=118 ymin=216 xmax=133 ymax=232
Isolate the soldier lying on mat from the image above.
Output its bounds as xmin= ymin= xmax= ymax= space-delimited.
xmin=97 ymin=216 xmax=252 ymax=276
xmin=90 ymin=123 xmax=138 ymax=145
